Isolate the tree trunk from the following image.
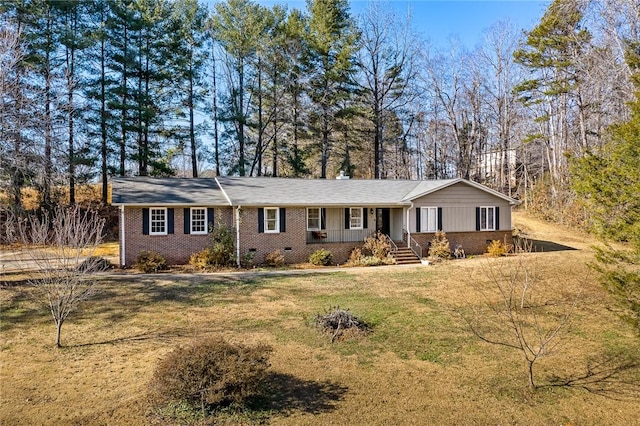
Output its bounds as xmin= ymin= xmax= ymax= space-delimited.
xmin=55 ymin=320 xmax=62 ymax=348
xmin=189 ymin=58 xmax=197 ymax=177
xmin=527 ymin=360 xmax=536 ymax=390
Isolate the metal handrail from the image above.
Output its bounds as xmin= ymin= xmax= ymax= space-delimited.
xmin=408 ymin=235 xmax=423 ymax=259
xmin=382 ymin=233 xmax=398 ymax=253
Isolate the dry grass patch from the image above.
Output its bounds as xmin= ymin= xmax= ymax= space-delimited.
xmin=2 ymin=213 xmax=640 ymax=424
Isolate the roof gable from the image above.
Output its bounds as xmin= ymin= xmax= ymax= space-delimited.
xmin=403 ymin=178 xmax=520 ymax=205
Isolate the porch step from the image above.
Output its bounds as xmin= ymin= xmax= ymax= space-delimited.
xmin=391 ymin=247 xmax=421 ymax=265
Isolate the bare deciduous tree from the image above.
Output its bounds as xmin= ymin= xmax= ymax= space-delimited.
xmin=462 ymin=257 xmax=580 ymax=389
xmin=10 ymin=205 xmax=107 ymax=347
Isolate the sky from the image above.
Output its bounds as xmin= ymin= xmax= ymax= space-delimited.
xmin=252 ymin=0 xmax=551 ymax=49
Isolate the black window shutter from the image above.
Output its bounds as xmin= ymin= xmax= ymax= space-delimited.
xmin=495 ymin=207 xmax=500 ymax=230
xmin=321 ymin=208 xmax=326 ymax=230
xmin=344 ymin=208 xmax=350 ymax=229
xmin=258 ymin=208 xmax=264 ymax=233
xmin=476 ymin=207 xmax=481 ymax=231
xmin=207 ymin=208 xmax=214 ymax=232
xmin=437 ymin=207 xmax=443 ymax=231
xmin=280 ymin=208 xmax=286 ymax=232
xmin=363 ymin=208 xmax=368 ymax=229
xmin=416 ymin=207 xmax=421 ymax=232
xmin=167 ymin=208 xmax=174 ymax=234
xmin=142 ymin=208 xmax=149 ymax=235
xmin=184 ymin=208 xmax=190 ymax=234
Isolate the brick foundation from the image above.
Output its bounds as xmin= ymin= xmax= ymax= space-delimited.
xmin=411 ymin=230 xmax=514 ymax=256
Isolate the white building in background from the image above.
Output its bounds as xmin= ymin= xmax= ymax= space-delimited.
xmin=474 ymin=148 xmax=517 ymax=190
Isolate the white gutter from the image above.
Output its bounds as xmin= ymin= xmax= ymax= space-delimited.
xmin=120 ymin=205 xmax=126 ymax=267
xmin=406 ymin=203 xmax=413 ymax=248
xmin=235 ymin=206 xmax=241 ymax=267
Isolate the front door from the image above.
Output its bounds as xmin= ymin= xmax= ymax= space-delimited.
xmin=376 ymin=208 xmax=390 ymax=236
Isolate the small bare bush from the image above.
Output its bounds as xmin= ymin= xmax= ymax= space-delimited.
xmin=461 ymin=257 xmax=580 ymax=389
xmin=134 ymin=251 xmax=167 ymax=273
xmin=309 ymin=248 xmax=333 ymax=266
xmin=428 ymin=231 xmax=451 ymax=260
xmin=151 ymin=337 xmax=272 ymax=412
xmin=315 ymin=306 xmax=370 ymax=342
xmin=264 ymin=249 xmax=285 ymax=267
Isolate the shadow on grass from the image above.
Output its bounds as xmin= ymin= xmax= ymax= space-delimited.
xmin=249 ymin=372 xmax=348 ymax=416
xmin=68 ymin=327 xmax=191 ymax=348
xmin=528 ymin=239 xmax=577 ymax=252
xmin=546 ymin=352 xmax=640 ymax=400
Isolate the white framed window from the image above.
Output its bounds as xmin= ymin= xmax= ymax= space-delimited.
xmin=191 ymin=207 xmax=207 ymax=235
xmin=480 ymin=206 xmax=496 ymax=231
xmin=350 ymin=207 xmax=363 ymax=229
xmin=421 ymin=207 xmax=438 ymax=232
xmin=264 ymin=207 xmax=280 ymax=233
xmin=150 ymin=207 xmax=167 ymax=235
xmin=307 ymin=207 xmax=321 ymax=230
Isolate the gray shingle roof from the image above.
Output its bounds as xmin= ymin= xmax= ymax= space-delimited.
xmin=111 ymin=176 xmax=519 ymax=206
xmin=111 ymin=177 xmax=230 ymax=205
xmin=216 ymin=176 xmax=420 ymax=206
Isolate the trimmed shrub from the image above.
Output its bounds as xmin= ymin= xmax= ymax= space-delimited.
xmin=428 ymin=231 xmax=451 ymax=260
xmin=189 ymin=224 xmax=236 ymax=270
xmin=309 ymin=248 xmax=333 ymax=266
xmin=134 ymin=251 xmax=167 ymax=272
xmin=264 ymin=249 xmax=285 ymax=267
xmin=151 ymin=337 xmax=272 ymax=410
xmin=189 ymin=246 xmax=226 ymax=271
xmin=77 ymin=256 xmax=112 ymax=272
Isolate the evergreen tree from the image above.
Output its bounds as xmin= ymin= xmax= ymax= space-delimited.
xmin=209 ymin=0 xmax=267 ymax=176
xmin=167 ymin=0 xmax=208 ymax=177
xmin=513 ymin=0 xmax=592 ymax=196
xmin=571 ymin=43 xmax=640 ymax=329
xmin=305 ymin=0 xmax=358 ymax=178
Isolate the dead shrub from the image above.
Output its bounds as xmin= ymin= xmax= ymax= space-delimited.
xmin=362 ymin=232 xmax=391 ymax=258
xmin=264 ymin=249 xmax=285 ymax=267
xmin=134 ymin=250 xmax=167 ymax=272
xmin=315 ymin=306 xmax=370 ymax=342
xmin=151 ymin=337 xmax=272 ymax=412
xmin=346 ymin=233 xmax=395 ymax=266
xmin=428 ymin=231 xmax=451 ymax=260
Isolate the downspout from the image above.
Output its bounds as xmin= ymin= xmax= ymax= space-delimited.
xmin=120 ymin=205 xmax=126 ymax=267
xmin=406 ymin=203 xmax=413 ymax=248
xmin=215 ymin=177 xmax=240 ymax=267
xmin=235 ymin=206 xmax=241 ymax=267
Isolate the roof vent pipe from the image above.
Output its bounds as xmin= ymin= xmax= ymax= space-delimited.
xmin=336 ymin=170 xmax=350 ymax=180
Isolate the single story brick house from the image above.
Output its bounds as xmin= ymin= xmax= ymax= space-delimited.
xmin=111 ymin=176 xmax=520 ymax=267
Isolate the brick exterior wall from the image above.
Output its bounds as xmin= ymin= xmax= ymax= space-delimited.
xmin=121 ymin=205 xmax=514 ymax=266
xmin=410 ymin=230 xmax=514 ymax=256
xmin=238 ymin=207 xmax=372 ymax=265
xmin=121 ymin=206 xmax=234 ymax=266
